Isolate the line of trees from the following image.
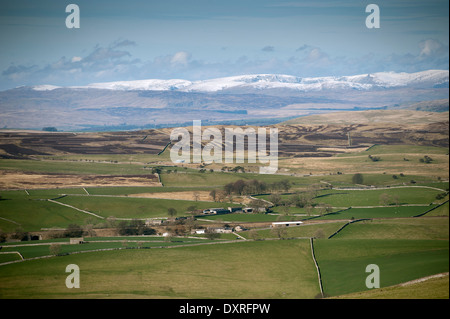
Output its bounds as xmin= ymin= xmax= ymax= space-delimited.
xmin=223 ymin=178 xmax=291 ymax=196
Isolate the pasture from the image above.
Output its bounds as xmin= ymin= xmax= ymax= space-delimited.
xmin=329 ymin=217 xmax=449 ymax=240
xmin=313 ymin=205 xmax=438 ymax=220
xmin=0 ymin=239 xmax=320 ymax=299
xmin=314 ymin=239 xmax=449 ymax=297
xmin=56 ymin=195 xmax=240 ymax=219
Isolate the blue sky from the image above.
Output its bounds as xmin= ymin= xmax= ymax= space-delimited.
xmin=0 ymin=0 xmax=448 ymax=90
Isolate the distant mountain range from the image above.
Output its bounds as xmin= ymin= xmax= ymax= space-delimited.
xmin=32 ymin=69 xmax=449 ymax=93
xmin=1 ymin=70 xmax=448 ymax=131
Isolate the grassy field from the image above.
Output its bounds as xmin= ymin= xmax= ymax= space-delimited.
xmin=85 ymin=186 xmax=209 ymax=195
xmin=425 ymin=201 xmax=449 ymax=217
xmin=0 ymin=197 xmax=91 ymax=232
xmin=257 ymin=186 xmax=444 ymax=207
xmin=159 ymin=170 xmax=301 ymax=188
xmin=330 ymin=217 xmax=449 ymax=240
xmin=56 ymin=195 xmax=240 ymax=219
xmin=0 ymin=189 xmax=242 ymax=232
xmin=0 ymin=158 xmax=151 ymax=176
xmin=315 ymin=239 xmax=449 ymax=297
xmin=239 ymin=221 xmax=347 ymax=240
xmin=313 ymin=205 xmax=438 ymax=220
xmin=0 ymin=239 xmax=320 ymax=299
xmin=334 ymin=274 xmax=449 ymax=299
xmin=0 ymin=237 xmax=219 ymax=260
xmin=313 ymin=187 xmax=443 ymax=206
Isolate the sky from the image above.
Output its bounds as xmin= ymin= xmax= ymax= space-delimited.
xmin=0 ymin=0 xmax=448 ymax=90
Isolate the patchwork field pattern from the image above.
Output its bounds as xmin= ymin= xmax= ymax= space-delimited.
xmin=0 ymin=112 xmax=448 ymax=299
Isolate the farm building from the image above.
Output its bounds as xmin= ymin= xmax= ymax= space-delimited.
xmin=146 ymin=219 xmax=165 ymax=226
xmin=69 ymin=237 xmax=84 ymax=244
xmin=228 ymin=207 xmax=243 ymax=213
xmin=202 ymin=208 xmax=232 ymax=215
xmin=210 ymin=227 xmax=233 ymax=234
xmin=234 ymin=225 xmax=247 ymax=232
xmin=271 ymin=221 xmax=303 ymax=228
xmin=202 ymin=207 xmax=249 ymax=215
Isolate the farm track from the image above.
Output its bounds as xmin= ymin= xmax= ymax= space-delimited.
xmin=398 ymin=272 xmax=449 ymax=287
xmin=47 ymin=199 xmax=105 ymax=220
xmin=0 ymin=216 xmax=21 ymax=225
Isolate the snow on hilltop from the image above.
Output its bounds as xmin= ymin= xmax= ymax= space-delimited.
xmin=32 ymin=69 xmax=449 ymax=92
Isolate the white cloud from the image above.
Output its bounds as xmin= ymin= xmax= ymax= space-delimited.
xmin=170 ymin=51 xmax=191 ymax=67
xmin=71 ymin=56 xmax=82 ymax=63
xmin=419 ymin=39 xmax=447 ymax=58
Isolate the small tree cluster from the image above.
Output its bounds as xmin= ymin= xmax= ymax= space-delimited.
xmin=436 ymin=192 xmax=448 ymax=200
xmin=379 ymin=193 xmax=400 ymax=206
xmin=0 ymin=229 xmax=7 ymax=243
xmin=10 ymin=227 xmax=29 ymax=241
xmin=221 ymin=166 xmax=245 ymax=173
xmin=419 ymin=156 xmax=433 ymax=164
xmin=117 ymin=220 xmax=156 ymax=236
xmin=205 ymin=228 xmax=221 ymax=240
xmin=64 ymin=224 xmax=84 ymax=238
xmin=352 ymin=173 xmax=364 ymax=184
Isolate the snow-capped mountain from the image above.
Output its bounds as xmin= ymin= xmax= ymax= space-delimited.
xmin=32 ymin=70 xmax=449 ymax=93
xmin=2 ymin=69 xmax=447 ymax=131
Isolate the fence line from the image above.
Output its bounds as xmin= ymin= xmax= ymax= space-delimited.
xmin=327 ymin=218 xmax=372 ymax=239
xmin=310 ymin=237 xmax=324 ymax=298
xmin=413 ymin=200 xmax=449 ymax=217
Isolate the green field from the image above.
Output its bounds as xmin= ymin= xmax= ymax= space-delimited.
xmin=0 ymin=197 xmax=91 ymax=232
xmin=330 ymin=217 xmax=449 ymax=240
xmin=160 ymin=170 xmax=301 ymax=187
xmin=313 ymin=205 xmax=438 ymax=220
xmin=0 ymin=190 xmax=242 ymax=232
xmin=0 ymin=239 xmax=320 ymax=299
xmin=335 ymin=274 xmax=449 ymax=299
xmin=0 ymin=159 xmax=150 ymax=176
xmin=315 ymin=239 xmax=449 ymax=297
xmin=0 ymin=237 xmax=219 ymax=260
xmin=240 ymin=221 xmax=347 ymax=240
xmin=85 ymin=186 xmax=209 ymax=195
xmin=56 ymin=195 xmax=240 ymax=219
xmin=314 ymin=187 xmax=442 ymax=206
xmin=257 ymin=186 xmax=444 ymax=207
